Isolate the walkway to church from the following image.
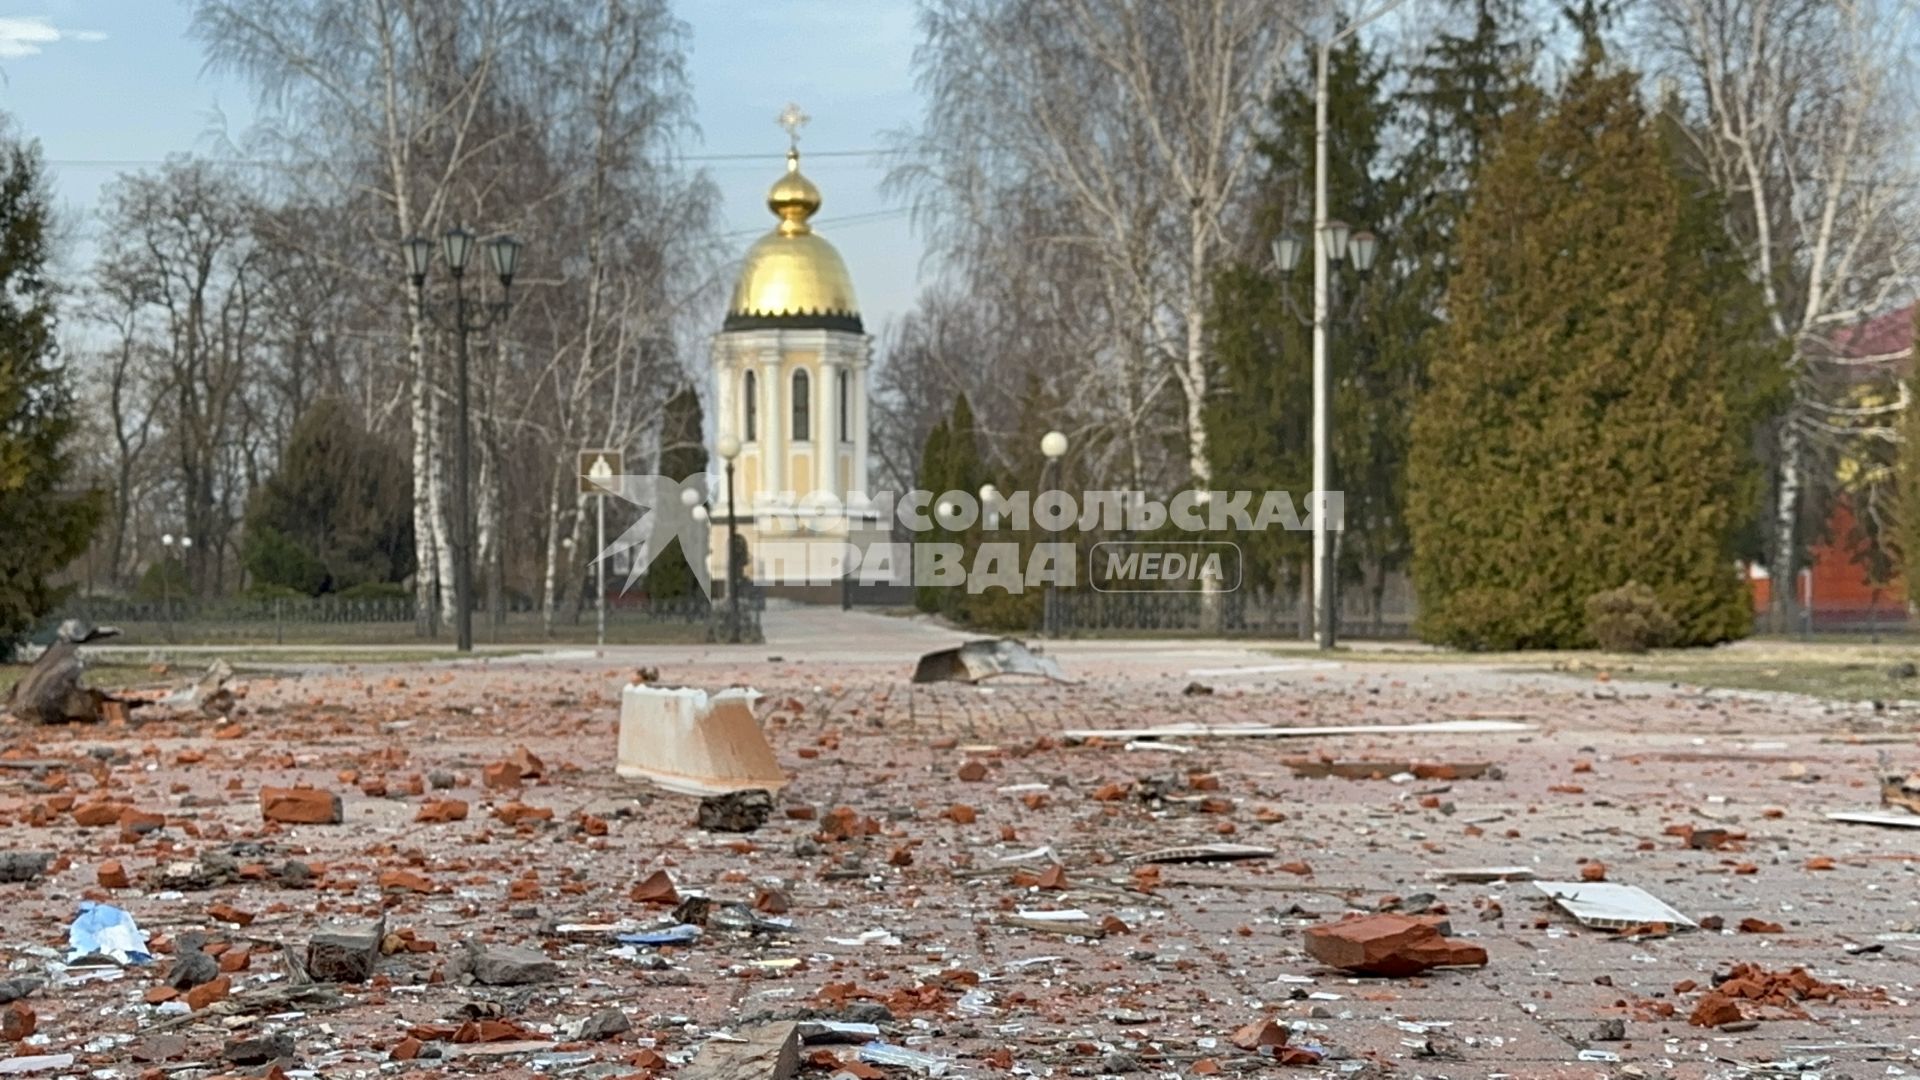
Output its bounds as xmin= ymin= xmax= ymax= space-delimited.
xmin=5 ymin=606 xmax=1915 ymax=1078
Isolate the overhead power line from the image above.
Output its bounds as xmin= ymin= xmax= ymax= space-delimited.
xmin=41 ymin=148 xmax=888 ymax=169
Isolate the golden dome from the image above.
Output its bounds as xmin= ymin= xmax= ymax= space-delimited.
xmin=724 ymin=149 xmax=863 ymax=333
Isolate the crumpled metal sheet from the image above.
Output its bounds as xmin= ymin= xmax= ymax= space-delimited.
xmin=911 ymin=638 xmax=1070 ymax=684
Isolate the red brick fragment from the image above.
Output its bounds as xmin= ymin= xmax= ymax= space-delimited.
xmin=630 ymin=869 xmax=679 ymax=906
xmin=1302 ymin=913 xmax=1488 ymax=977
xmin=2 ymin=1002 xmax=34 ymax=1041
xmin=260 ymin=787 xmax=343 ymax=825
xmin=184 ymin=975 xmax=231 ymax=1011
xmin=97 ymin=860 xmax=129 ymax=889
xmin=1230 ymin=1019 xmax=1289 ymax=1050
xmin=72 ymin=801 xmax=126 ymax=828
xmin=1688 ymin=994 xmax=1742 ymax=1027
xmin=415 ymin=799 xmax=469 ymax=824
xmin=379 ymin=869 xmax=434 ymax=894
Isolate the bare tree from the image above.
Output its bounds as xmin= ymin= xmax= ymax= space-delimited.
xmin=95 ymin=161 xmax=266 ymax=596
xmin=892 ymin=0 xmax=1300 ymax=494
xmin=1644 ymin=0 xmax=1920 ymax=628
xmin=194 ymin=0 xmax=542 ymax=632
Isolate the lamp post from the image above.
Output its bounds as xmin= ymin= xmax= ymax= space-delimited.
xmin=717 ymin=434 xmax=742 ymax=643
xmin=402 ymin=227 xmax=523 ymax=653
xmin=1040 ymin=431 xmax=1068 ymax=637
xmin=1278 ymin=221 xmax=1375 ymax=647
xmin=1312 ymin=0 xmax=1407 ymax=652
xmin=160 ymin=533 xmax=190 ymax=641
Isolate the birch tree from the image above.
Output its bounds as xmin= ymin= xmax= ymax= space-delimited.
xmin=893 ymin=0 xmax=1300 ymax=493
xmin=193 ymin=0 xmax=536 ymax=632
xmin=1643 ymin=0 xmax=1920 ymax=628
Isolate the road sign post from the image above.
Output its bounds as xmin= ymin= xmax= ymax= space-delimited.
xmin=579 ymin=450 xmax=623 ymax=648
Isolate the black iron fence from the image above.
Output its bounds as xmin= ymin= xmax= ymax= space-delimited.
xmin=1049 ymin=587 xmax=1416 ymax=639
xmin=42 ymin=589 xmax=764 ymax=647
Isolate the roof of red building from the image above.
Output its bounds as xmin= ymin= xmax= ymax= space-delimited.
xmin=1827 ymin=301 xmax=1916 ymax=368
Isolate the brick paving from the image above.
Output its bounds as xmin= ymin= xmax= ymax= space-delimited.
xmin=2 ymin=608 xmax=1918 ymax=1079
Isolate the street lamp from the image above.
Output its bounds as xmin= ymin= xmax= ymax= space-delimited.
xmin=979 ymin=483 xmax=1000 ymax=529
xmin=160 ymin=533 xmax=191 ymax=641
xmin=1272 ymin=233 xmax=1303 ymax=277
xmin=402 ymin=227 xmax=524 ymax=652
xmin=1312 ymin=0 xmax=1411 ymax=652
xmin=716 ymin=434 xmax=742 ymax=643
xmin=1349 ymin=230 xmax=1378 ymax=274
xmin=1040 ymin=432 xmax=1068 ymax=637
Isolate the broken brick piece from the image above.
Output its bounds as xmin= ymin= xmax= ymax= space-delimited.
xmin=2 ymin=1002 xmax=34 ymax=1042
xmin=1230 ymin=1019 xmax=1289 ymax=1050
xmin=378 ymin=870 xmax=434 ymax=894
xmin=259 ymin=787 xmax=343 ymax=825
xmin=1688 ymin=993 xmax=1743 ymax=1028
xmin=957 ymin=760 xmax=989 ymax=782
xmin=631 ymin=869 xmax=680 ymax=906
xmin=1302 ymin=913 xmax=1488 ymax=977
xmin=415 ymin=799 xmax=469 ymax=824
xmin=72 ymin=801 xmax=126 ymax=828
xmin=207 ymin=902 xmax=254 ymax=926
xmin=97 ymin=860 xmax=130 ymax=889
xmin=183 ymin=975 xmax=231 ymax=1011
xmin=493 ymin=801 xmax=555 ymax=825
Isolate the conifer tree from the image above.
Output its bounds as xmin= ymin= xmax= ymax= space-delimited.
xmin=1407 ymin=53 xmax=1761 ymax=649
xmin=0 ymin=128 xmax=101 ymax=655
xmin=645 ymin=385 xmax=706 ymax=601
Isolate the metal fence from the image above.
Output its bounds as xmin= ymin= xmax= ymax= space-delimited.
xmin=1050 ymin=588 xmax=1416 ymax=639
xmin=43 ymin=589 xmax=764 ymax=647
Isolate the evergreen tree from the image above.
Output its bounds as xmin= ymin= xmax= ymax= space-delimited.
xmin=1407 ymin=56 xmax=1763 ymax=649
xmin=243 ymin=397 xmax=413 ymax=595
xmin=1206 ymin=33 xmax=1416 ymax=618
xmin=0 ymin=128 xmax=101 ymax=655
xmin=645 ymin=385 xmax=706 ymax=601
xmin=914 ymin=418 xmax=952 ymax=614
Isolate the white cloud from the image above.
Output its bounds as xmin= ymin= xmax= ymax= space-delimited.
xmin=0 ymin=16 xmax=107 ymax=59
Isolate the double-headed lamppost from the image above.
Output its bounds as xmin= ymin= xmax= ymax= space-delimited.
xmin=716 ymin=434 xmax=743 ymax=643
xmin=402 ymin=227 xmax=523 ymax=653
xmin=160 ymin=533 xmax=192 ymax=641
xmin=1040 ymin=431 xmax=1068 ymax=637
xmin=1278 ymin=221 xmax=1376 ymax=650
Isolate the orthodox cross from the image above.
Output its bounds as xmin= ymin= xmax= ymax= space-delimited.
xmin=776 ymin=102 xmax=810 ymax=151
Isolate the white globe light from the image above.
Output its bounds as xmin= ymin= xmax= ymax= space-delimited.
xmin=162 ymin=533 xmax=174 ymax=546
xmin=1041 ymin=431 xmax=1068 ymax=460
xmin=692 ymin=506 xmax=709 ymax=522
xmin=680 ymin=485 xmax=703 ymax=508
xmin=716 ymin=434 xmax=742 ymax=461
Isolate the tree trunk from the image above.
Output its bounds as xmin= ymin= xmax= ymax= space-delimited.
xmin=1768 ymin=421 xmax=1804 ymax=634
xmin=408 ymin=302 xmax=441 ymax=638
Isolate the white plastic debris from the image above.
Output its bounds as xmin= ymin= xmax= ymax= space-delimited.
xmin=66 ymin=902 xmax=151 ymax=965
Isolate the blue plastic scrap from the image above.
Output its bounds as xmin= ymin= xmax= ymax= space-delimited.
xmin=616 ymin=924 xmax=702 ymax=946
xmin=67 ymin=902 xmax=152 ymax=965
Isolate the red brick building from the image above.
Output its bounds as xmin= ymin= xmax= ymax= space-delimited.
xmin=1747 ymin=302 xmax=1914 ymax=629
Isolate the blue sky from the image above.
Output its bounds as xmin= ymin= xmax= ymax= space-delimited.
xmin=0 ymin=0 xmax=929 ymax=336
